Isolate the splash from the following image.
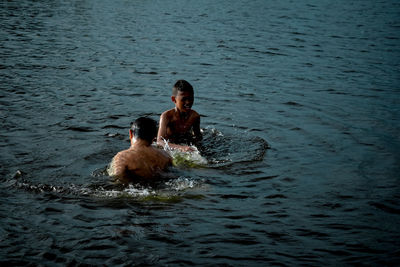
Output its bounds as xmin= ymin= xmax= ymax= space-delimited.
xmin=158 ymin=128 xmax=269 ymax=168
xmin=89 ymin=184 xmax=156 ymax=198
xmin=161 ymin=138 xmax=208 ymax=168
xmin=10 ymin=170 xmax=204 ymax=201
xmin=164 ymin=176 xmax=202 ymax=191
xmin=8 ymin=127 xmax=267 ymax=201
xmin=199 ymin=127 xmax=270 ymax=167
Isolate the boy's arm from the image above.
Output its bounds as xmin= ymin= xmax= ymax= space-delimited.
xmin=192 ymin=114 xmax=202 ymax=141
xmin=157 ymin=112 xmax=168 ymax=147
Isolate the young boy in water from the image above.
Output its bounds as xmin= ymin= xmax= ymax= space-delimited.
xmin=157 ymin=80 xmax=202 ymax=152
xmin=108 ymin=117 xmax=172 ymax=183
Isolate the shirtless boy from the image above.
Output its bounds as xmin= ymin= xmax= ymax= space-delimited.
xmin=157 ymin=80 xmax=202 ymax=152
xmin=108 ymin=117 xmax=172 ymax=183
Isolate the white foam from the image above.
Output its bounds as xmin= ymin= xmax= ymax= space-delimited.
xmin=90 ymin=184 xmax=156 ymax=198
xmin=165 ymin=177 xmax=199 ymax=191
xmin=161 ymin=138 xmax=207 ymax=167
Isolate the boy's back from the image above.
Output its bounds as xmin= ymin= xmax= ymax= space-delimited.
xmin=108 ymin=117 xmax=172 ymax=183
xmin=109 ymin=144 xmax=171 ymax=182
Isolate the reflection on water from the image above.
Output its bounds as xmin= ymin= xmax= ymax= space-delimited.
xmin=1 ymin=0 xmax=399 ymax=265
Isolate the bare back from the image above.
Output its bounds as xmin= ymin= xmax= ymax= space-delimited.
xmin=108 ymin=144 xmax=172 ymax=182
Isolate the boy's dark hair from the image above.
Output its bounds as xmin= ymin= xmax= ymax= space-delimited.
xmin=172 ymin=80 xmax=193 ymax=96
xmin=131 ymin=117 xmax=157 ymax=143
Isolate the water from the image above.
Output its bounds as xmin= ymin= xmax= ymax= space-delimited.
xmin=1 ymin=0 xmax=399 ymax=265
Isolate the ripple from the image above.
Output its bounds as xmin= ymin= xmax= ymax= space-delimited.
xmin=64 ymin=126 xmax=95 ymax=132
xmin=1 ymin=0 xmax=399 ymax=265
xmin=10 ymin=174 xmax=206 ymax=202
xmin=199 ymin=128 xmax=269 ymax=168
xmin=369 ymin=202 xmax=400 ymax=215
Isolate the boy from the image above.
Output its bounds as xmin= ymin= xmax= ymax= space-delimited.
xmin=108 ymin=117 xmax=172 ymax=183
xmin=157 ymin=80 xmax=202 ymax=152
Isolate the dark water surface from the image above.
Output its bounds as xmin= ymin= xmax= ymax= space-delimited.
xmin=1 ymin=0 xmax=399 ymax=265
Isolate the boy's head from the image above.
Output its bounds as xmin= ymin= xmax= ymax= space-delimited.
xmin=130 ymin=117 xmax=157 ymax=143
xmin=172 ymin=80 xmax=193 ymax=96
xmin=171 ymin=80 xmax=195 ymax=113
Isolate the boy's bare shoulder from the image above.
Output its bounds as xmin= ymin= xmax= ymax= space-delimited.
xmin=115 ymin=148 xmax=132 ymax=157
xmin=117 ymin=148 xmax=142 ymax=162
xmin=161 ymin=108 xmax=199 ymax=119
xmin=109 ymin=149 xmax=137 ymax=178
xmin=114 ymin=149 xmax=126 ymax=160
xmin=113 ymin=149 xmax=131 ymax=166
xmin=161 ymin=108 xmax=175 ymax=117
xmin=190 ymin=109 xmax=200 ymax=118
xmin=158 ymin=147 xmax=173 ymax=160
xmin=149 ymin=145 xmax=171 ymax=160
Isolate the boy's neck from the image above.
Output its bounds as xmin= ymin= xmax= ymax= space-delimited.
xmin=175 ymin=107 xmax=190 ymax=119
xmin=131 ymin=138 xmax=151 ymax=148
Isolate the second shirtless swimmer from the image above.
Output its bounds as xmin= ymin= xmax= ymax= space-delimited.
xmin=108 ymin=117 xmax=172 ymax=183
xmin=157 ymin=80 xmax=202 ymax=152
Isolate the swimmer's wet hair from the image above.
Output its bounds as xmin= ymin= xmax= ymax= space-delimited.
xmin=172 ymin=80 xmax=193 ymax=96
xmin=131 ymin=117 xmax=157 ymax=143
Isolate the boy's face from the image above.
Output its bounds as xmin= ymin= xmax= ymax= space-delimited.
xmin=172 ymin=91 xmax=194 ymax=113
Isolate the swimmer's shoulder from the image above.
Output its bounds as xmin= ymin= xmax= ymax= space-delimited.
xmin=113 ymin=149 xmax=128 ymax=162
xmin=109 ymin=149 xmax=133 ymax=177
xmin=190 ymin=109 xmax=200 ymax=119
xmin=115 ymin=149 xmax=140 ymax=167
xmin=151 ymin=146 xmax=173 ymax=165
xmin=161 ymin=108 xmax=176 ymax=119
xmin=186 ymin=110 xmax=200 ymax=125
